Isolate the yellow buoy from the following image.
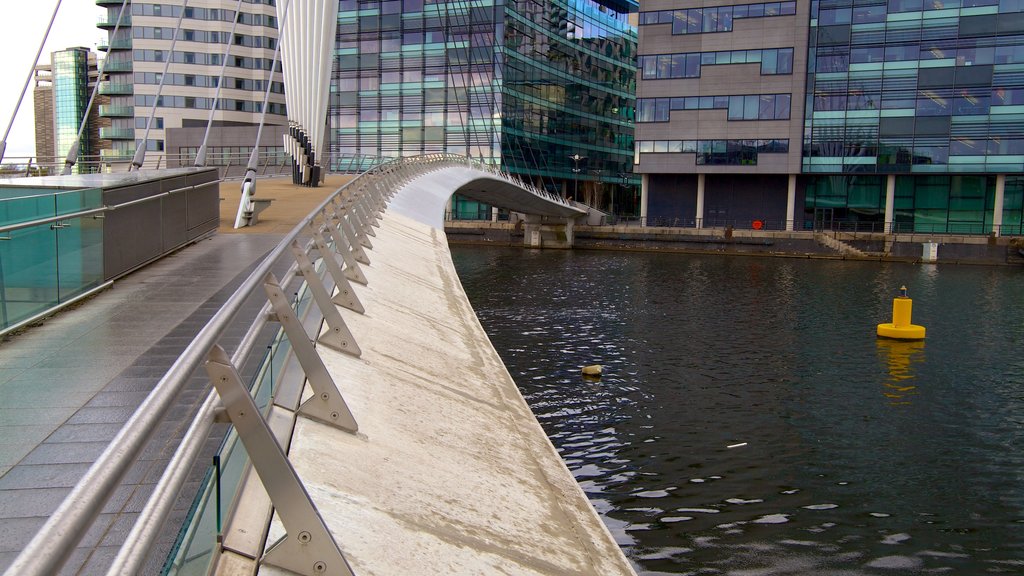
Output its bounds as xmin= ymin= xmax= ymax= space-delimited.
xmin=876 ymin=285 xmax=926 ymax=340
xmin=582 ymin=364 xmax=603 ymax=376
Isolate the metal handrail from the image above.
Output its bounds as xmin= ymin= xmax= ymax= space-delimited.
xmin=3 ymin=153 xmax=564 ymax=576
xmin=0 ymin=183 xmax=209 ymax=235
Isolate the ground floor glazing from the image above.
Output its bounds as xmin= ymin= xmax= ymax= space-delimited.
xmin=640 ymin=173 xmax=1024 ymax=235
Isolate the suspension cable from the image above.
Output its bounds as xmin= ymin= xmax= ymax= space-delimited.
xmin=233 ymin=0 xmax=292 ymax=229
xmin=0 ymin=0 xmax=64 ymax=165
xmin=194 ymin=0 xmax=246 ymax=167
xmin=62 ymin=0 xmax=131 ymax=175
xmin=130 ymin=0 xmax=191 ymax=171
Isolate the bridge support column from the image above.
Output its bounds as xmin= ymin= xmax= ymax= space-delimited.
xmin=523 ymin=214 xmax=543 ymax=248
xmin=565 ymin=217 xmax=575 ymax=248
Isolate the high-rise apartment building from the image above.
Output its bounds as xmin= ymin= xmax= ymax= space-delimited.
xmin=329 ymin=0 xmax=639 ymax=213
xmin=636 ymin=0 xmax=1024 ymax=235
xmin=33 ymin=47 xmax=111 ymax=171
xmin=96 ymin=0 xmax=287 ymax=168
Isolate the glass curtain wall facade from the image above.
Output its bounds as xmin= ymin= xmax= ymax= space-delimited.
xmin=52 ymin=49 xmax=93 ymax=174
xmin=330 ymin=0 xmax=638 ymax=216
xmin=803 ymin=0 xmax=1024 ymax=233
xmin=635 ymin=0 xmax=1024 ymax=235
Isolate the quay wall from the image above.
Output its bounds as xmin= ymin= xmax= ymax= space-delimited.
xmin=445 ymin=221 xmax=1024 ymax=266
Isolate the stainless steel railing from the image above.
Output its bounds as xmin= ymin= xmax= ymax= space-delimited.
xmin=3 ymin=153 xmax=569 ymax=576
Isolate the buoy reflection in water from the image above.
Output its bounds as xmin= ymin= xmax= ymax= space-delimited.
xmin=876 ymin=339 xmax=925 ymax=405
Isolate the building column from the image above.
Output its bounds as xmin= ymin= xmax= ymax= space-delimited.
xmin=640 ymin=174 xmax=649 ymax=227
xmin=993 ymin=174 xmax=1006 ymax=237
xmin=491 ymin=206 xmax=499 ymax=222
xmin=884 ymin=174 xmax=896 ymax=234
xmin=695 ymin=173 xmax=705 ymax=229
xmin=786 ymin=174 xmax=797 ymax=231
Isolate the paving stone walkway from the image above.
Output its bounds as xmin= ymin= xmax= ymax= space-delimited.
xmin=0 ymin=175 xmax=347 ymax=575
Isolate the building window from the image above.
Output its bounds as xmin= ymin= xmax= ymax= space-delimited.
xmin=639 ymin=48 xmax=794 ymax=79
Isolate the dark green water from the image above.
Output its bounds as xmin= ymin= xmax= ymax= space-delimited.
xmin=451 ymin=246 xmax=1024 ymax=576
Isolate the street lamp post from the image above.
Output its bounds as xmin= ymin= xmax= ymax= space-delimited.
xmin=568 ymin=153 xmax=585 ymax=203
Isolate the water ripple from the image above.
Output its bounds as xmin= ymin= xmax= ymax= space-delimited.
xmin=453 ymin=247 xmax=1024 ymax=575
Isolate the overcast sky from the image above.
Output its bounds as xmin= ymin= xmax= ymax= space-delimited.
xmin=0 ymin=1 xmax=105 ymax=159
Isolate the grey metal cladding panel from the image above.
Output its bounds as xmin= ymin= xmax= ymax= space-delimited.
xmin=960 ymin=14 xmax=997 ymax=37
xmin=103 ymin=181 xmax=157 ymax=206
xmin=157 ymin=174 xmax=190 ymax=195
xmin=879 ymin=117 xmax=916 ymax=137
xmin=162 ymin=192 xmax=189 ymax=250
xmin=918 ymin=67 xmax=955 ymax=88
xmin=184 ymin=168 xmax=219 ymax=187
xmin=185 ymin=183 xmax=219 ymax=237
xmin=956 ymin=65 xmax=993 ymax=86
xmin=103 ymin=199 xmax=164 ymax=280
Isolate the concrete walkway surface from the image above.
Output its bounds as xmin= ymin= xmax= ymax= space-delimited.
xmin=0 ymin=175 xmax=343 ymax=575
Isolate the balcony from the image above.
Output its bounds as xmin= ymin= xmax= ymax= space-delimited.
xmin=97 ymin=15 xmax=131 ymax=29
xmin=98 ymin=82 xmax=132 ymax=96
xmin=102 ymin=59 xmax=133 ymax=73
xmin=95 ymin=0 xmax=126 ymax=5
xmin=99 ymin=127 xmax=135 ymax=140
xmin=98 ymin=105 xmax=134 ymax=118
xmin=98 ymin=38 xmax=131 ymax=52
xmin=100 ymin=148 xmax=135 ymax=161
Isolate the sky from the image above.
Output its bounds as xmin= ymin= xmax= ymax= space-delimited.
xmin=0 ymin=1 xmax=105 ymax=159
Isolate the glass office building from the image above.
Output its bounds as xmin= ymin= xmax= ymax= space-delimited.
xmin=802 ymin=0 xmax=1024 ymax=233
xmin=635 ymin=0 xmax=1024 ymax=235
xmin=330 ymin=0 xmax=639 ymax=216
xmin=32 ymin=48 xmax=109 ymax=174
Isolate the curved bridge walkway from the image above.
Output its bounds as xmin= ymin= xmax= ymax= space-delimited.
xmin=3 ymin=155 xmax=632 ymax=576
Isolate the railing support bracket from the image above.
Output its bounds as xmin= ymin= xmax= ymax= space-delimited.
xmin=204 ymin=345 xmax=355 ymax=576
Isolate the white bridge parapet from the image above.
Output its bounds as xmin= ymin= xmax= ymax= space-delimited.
xmin=261 ymin=207 xmax=633 ymax=575
xmin=245 ymin=160 xmax=633 ymax=575
xmin=2 ymin=155 xmax=625 ymax=576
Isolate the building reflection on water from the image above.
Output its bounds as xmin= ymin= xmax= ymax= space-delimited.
xmin=876 ymin=339 xmax=926 ymax=405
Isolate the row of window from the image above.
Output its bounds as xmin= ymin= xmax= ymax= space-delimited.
xmin=818 ymin=0 xmax=1002 ymax=24
xmin=131 ymin=4 xmax=277 ymax=27
xmin=639 ymin=48 xmax=795 ymax=79
xmin=813 ymin=86 xmax=1024 ymax=113
xmin=132 ymin=27 xmax=277 ymax=50
xmin=813 ymin=44 xmax=1024 ymax=71
xmin=133 ymin=95 xmax=286 ymax=115
xmin=133 ymin=50 xmax=281 ymax=71
xmin=640 ymin=2 xmax=797 ymax=34
xmin=638 ymin=95 xmax=792 ymax=122
xmin=807 ymin=136 xmax=1024 ymax=156
xmin=637 ymin=139 xmax=790 ymax=165
xmin=132 ymin=72 xmax=284 ymax=93
xmin=176 ymin=146 xmax=286 ymax=166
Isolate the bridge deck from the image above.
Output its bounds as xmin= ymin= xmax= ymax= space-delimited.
xmin=0 ymin=176 xmax=345 ymax=574
xmin=234 ymin=206 xmax=633 ymax=575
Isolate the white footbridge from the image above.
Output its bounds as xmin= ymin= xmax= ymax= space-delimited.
xmin=5 ymin=155 xmax=635 ymax=576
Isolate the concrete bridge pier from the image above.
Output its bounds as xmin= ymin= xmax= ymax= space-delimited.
xmin=522 ymin=214 xmax=575 ymax=249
